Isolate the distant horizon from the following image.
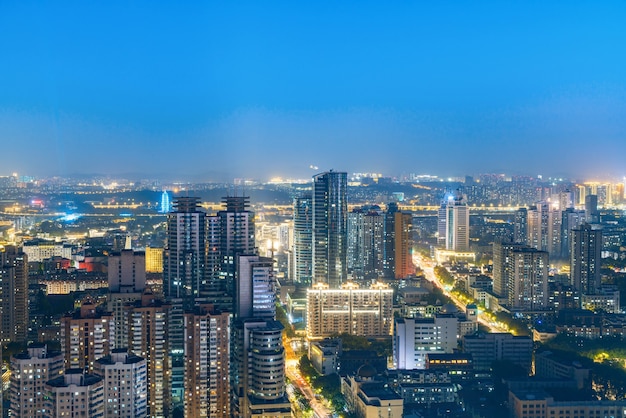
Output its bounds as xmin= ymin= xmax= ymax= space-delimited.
xmin=2 ymin=3 xmax=625 ymax=180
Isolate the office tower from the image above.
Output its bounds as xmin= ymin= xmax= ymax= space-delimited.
xmin=293 ymin=195 xmax=313 ymax=285
xmin=560 ymin=208 xmax=586 ymax=259
xmin=392 ymin=210 xmax=414 ymax=279
xmin=127 ymin=290 xmax=171 ymax=418
xmin=347 ymin=208 xmax=365 ymax=278
xmin=393 ymin=314 xmax=458 ymax=370
xmin=145 ymin=246 xmax=164 ymax=273
xmin=10 ymin=344 xmax=64 ymax=418
xmin=183 ymin=304 xmax=230 ymax=418
xmin=570 ymin=223 xmax=603 ymax=295
xmin=231 ymin=319 xmax=290 ymax=418
xmin=163 ymin=196 xmax=206 ymax=307
xmin=207 ymin=196 xmax=255 ymax=308
xmin=312 ymin=170 xmax=348 ymax=287
xmin=0 ymin=245 xmax=28 ymax=343
xmin=585 ymin=194 xmax=599 ymax=223
xmin=235 ymin=255 xmax=276 ymax=321
xmin=513 ymin=208 xmax=528 ymax=245
xmin=43 ymin=369 xmax=104 ymax=418
xmin=507 ymin=247 xmax=549 ymax=311
xmin=160 ymin=190 xmax=171 ymax=214
xmin=307 ymin=282 xmax=394 ymax=338
xmin=492 ymin=242 xmax=525 ymax=299
xmin=437 ymin=191 xmax=470 ymax=251
xmin=60 ymin=297 xmax=114 ymax=372
xmin=94 ymin=349 xmax=148 ymax=418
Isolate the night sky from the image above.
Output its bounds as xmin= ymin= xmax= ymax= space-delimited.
xmin=1 ymin=1 xmax=625 ymax=181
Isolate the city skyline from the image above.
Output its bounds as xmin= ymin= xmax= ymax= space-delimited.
xmin=1 ymin=2 xmax=626 ymax=180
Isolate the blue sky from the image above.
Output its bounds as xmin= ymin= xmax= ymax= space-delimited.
xmin=1 ymin=1 xmax=625 ymax=180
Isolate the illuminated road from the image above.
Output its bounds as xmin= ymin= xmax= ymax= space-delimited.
xmin=283 ymin=336 xmax=333 ymax=418
xmin=412 ymin=253 xmax=508 ymax=333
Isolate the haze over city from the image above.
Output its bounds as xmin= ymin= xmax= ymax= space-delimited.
xmin=1 ymin=2 xmax=626 ymax=180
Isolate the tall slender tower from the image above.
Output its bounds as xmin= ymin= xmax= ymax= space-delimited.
xmin=438 ymin=191 xmax=470 ymax=252
xmin=293 ymin=195 xmax=313 ymax=285
xmin=570 ymin=223 xmax=603 ymax=295
xmin=312 ymin=171 xmax=348 ymax=288
xmin=0 ymin=246 xmax=28 ymax=343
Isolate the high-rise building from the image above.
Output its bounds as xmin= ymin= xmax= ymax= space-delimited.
xmin=513 ymin=208 xmax=528 ymax=245
xmin=231 ymin=319 xmax=290 ymax=418
xmin=9 ymin=344 xmax=64 ymax=418
xmin=43 ymin=369 xmax=105 ymax=418
xmin=526 ymin=202 xmax=561 ymax=257
xmin=585 ymin=194 xmax=599 ymax=223
xmin=94 ymin=349 xmax=148 ymax=418
xmin=570 ymin=223 xmax=603 ymax=295
xmin=0 ymin=245 xmax=28 ymax=343
xmin=560 ymin=208 xmax=586 ymax=259
xmin=126 ymin=290 xmax=171 ymax=418
xmin=437 ymin=191 xmax=470 ymax=251
xmin=507 ymin=247 xmax=549 ymax=311
xmin=347 ymin=208 xmax=365 ymax=278
xmin=492 ymin=242 xmax=525 ymax=299
xmin=163 ymin=196 xmax=207 ymax=406
xmin=307 ymin=281 xmax=393 ymax=338
xmin=293 ymin=195 xmax=313 ymax=285
xmin=393 ymin=314 xmax=458 ymax=370
xmin=235 ymin=255 xmax=276 ymax=321
xmin=207 ymin=196 xmax=255 ymax=309
xmin=312 ymin=170 xmax=348 ymax=288
xmin=391 ymin=209 xmax=414 ymax=279
xmin=60 ymin=297 xmax=114 ymax=372
xmin=163 ymin=197 xmax=206 ymax=307
xmin=183 ymin=304 xmax=230 ymax=418
xmin=362 ymin=208 xmax=385 ymax=279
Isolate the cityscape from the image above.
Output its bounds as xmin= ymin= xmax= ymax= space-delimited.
xmin=3 ymin=2 xmax=626 ymax=418
xmin=1 ymin=171 xmax=626 ymax=418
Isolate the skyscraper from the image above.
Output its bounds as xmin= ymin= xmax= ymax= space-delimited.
xmin=570 ymin=223 xmax=603 ymax=295
xmin=437 ymin=191 xmax=470 ymax=252
xmin=560 ymin=208 xmax=586 ymax=259
xmin=492 ymin=242 xmax=525 ymax=299
xmin=507 ymin=247 xmax=549 ymax=311
xmin=293 ymin=195 xmax=313 ymax=285
xmin=0 ymin=245 xmax=28 ymax=343
xmin=160 ymin=190 xmax=171 ymax=213
xmin=585 ymin=194 xmax=599 ymax=223
xmin=163 ymin=196 xmax=206 ymax=307
xmin=183 ymin=304 xmax=230 ymax=418
xmin=312 ymin=170 xmax=348 ymax=288
xmin=206 ymin=196 xmax=255 ymax=310
xmin=235 ymin=255 xmax=276 ymax=321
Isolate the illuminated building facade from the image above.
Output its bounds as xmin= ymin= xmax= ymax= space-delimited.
xmin=60 ymin=298 xmax=114 ymax=372
xmin=184 ymin=305 xmax=230 ymax=418
xmin=44 ymin=369 xmax=105 ymax=418
xmin=437 ymin=191 xmax=470 ymax=251
xmin=507 ymin=247 xmax=549 ymax=311
xmin=9 ymin=344 xmax=64 ymax=418
xmin=21 ymin=239 xmax=72 ymax=263
xmin=145 ymin=246 xmax=164 ymax=273
xmin=306 ymin=282 xmax=393 ymax=339
xmin=293 ymin=194 xmax=313 ymax=285
xmin=312 ymin=170 xmax=348 ymax=288
xmin=0 ymin=245 xmax=29 ymax=343
xmin=570 ymin=223 xmax=603 ymax=295
xmin=93 ymin=349 xmax=148 ymax=418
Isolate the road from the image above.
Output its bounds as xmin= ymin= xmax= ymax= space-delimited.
xmin=283 ymin=335 xmax=333 ymax=418
xmin=412 ymin=252 xmax=508 ymax=333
